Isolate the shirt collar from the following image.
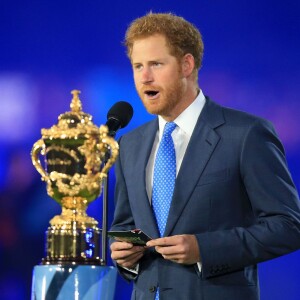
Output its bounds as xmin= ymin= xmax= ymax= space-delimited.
xmin=158 ymin=89 xmax=206 ymax=139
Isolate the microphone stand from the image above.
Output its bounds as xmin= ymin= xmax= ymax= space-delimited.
xmin=101 ymin=175 xmax=108 ymax=266
xmin=101 ymin=131 xmax=116 ymax=266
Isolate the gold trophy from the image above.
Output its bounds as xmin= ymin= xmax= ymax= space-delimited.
xmin=31 ymin=90 xmax=119 ymax=265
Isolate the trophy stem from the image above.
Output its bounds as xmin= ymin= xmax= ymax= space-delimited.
xmin=62 ymin=196 xmax=97 ymax=224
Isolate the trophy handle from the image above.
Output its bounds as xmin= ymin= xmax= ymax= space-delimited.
xmin=31 ymin=139 xmax=49 ymax=181
xmin=99 ymin=126 xmax=119 ymax=175
xmin=101 ymin=137 xmax=119 ymax=174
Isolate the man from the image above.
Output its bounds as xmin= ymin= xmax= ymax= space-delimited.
xmin=110 ymin=12 xmax=300 ymax=300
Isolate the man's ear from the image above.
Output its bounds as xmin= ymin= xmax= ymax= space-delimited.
xmin=181 ymin=53 xmax=195 ymax=77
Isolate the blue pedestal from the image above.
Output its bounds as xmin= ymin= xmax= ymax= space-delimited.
xmin=31 ymin=265 xmax=117 ymax=300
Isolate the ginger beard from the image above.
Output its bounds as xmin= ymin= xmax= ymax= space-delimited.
xmin=135 ymin=65 xmax=186 ymax=118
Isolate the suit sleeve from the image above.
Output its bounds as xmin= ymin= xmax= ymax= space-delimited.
xmin=110 ymin=136 xmax=136 ymax=232
xmin=109 ymin=136 xmax=139 ymax=281
xmin=197 ymin=119 xmax=300 ymax=279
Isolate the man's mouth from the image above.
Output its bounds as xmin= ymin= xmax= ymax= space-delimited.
xmin=144 ymin=90 xmax=160 ymax=99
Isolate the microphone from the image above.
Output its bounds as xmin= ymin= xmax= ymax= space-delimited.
xmin=106 ymin=101 xmax=134 ymax=137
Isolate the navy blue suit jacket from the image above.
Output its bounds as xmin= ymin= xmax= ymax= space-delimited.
xmin=111 ymin=97 xmax=300 ymax=300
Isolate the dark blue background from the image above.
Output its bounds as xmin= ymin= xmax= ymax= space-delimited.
xmin=0 ymin=1 xmax=299 ymax=299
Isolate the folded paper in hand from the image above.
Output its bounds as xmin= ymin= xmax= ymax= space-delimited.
xmin=107 ymin=229 xmax=152 ymax=246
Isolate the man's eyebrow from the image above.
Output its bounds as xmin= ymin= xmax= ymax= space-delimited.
xmin=133 ymin=59 xmax=163 ymax=64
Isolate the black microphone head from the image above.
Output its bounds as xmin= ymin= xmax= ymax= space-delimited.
xmin=107 ymin=101 xmax=133 ymax=129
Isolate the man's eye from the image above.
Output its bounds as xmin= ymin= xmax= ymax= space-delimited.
xmin=134 ymin=65 xmax=143 ymax=71
xmin=153 ymin=62 xmax=161 ymax=67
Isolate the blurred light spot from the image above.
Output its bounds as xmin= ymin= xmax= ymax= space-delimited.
xmin=0 ymin=73 xmax=37 ymax=143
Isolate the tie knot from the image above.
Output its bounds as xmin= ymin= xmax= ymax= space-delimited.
xmin=163 ymin=122 xmax=177 ymax=137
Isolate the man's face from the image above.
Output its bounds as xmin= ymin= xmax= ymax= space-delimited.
xmin=131 ymin=34 xmax=186 ymax=120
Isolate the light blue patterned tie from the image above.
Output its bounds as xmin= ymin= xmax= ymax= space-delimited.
xmin=152 ymin=121 xmax=177 ymax=237
xmin=152 ymin=122 xmax=177 ymax=300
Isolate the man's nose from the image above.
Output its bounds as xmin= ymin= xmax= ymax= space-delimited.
xmin=141 ymin=67 xmax=154 ymax=84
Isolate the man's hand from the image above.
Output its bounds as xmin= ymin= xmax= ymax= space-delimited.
xmin=146 ymin=234 xmax=201 ymax=265
xmin=110 ymin=241 xmax=145 ymax=269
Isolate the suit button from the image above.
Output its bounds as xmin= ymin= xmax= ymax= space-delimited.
xmin=149 ymin=286 xmax=156 ymax=293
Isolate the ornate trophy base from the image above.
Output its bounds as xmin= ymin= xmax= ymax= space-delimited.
xmin=44 ymin=222 xmax=102 ymax=266
xmin=43 ymin=199 xmax=103 ymax=265
xmin=31 ymin=265 xmax=117 ymax=300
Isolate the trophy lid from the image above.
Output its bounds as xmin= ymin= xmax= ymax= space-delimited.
xmin=41 ymin=90 xmax=100 ymax=139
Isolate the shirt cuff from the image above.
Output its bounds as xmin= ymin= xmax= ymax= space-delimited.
xmin=197 ymin=262 xmax=202 ymax=272
xmin=121 ymin=263 xmax=139 ymax=275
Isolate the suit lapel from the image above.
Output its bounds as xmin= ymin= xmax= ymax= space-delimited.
xmin=129 ymin=120 xmax=161 ymax=238
xmin=164 ymin=98 xmax=225 ymax=236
